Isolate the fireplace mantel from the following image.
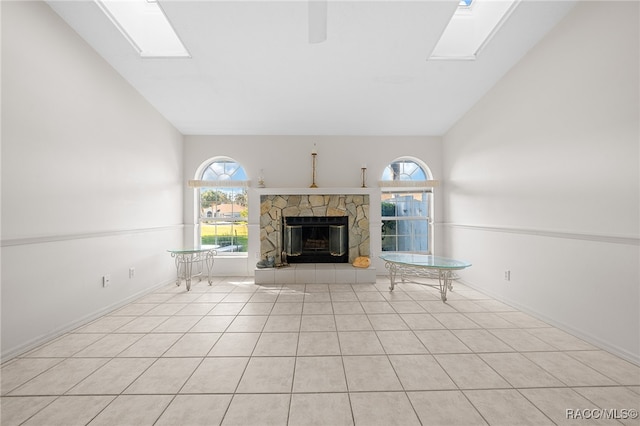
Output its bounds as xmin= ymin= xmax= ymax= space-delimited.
xmin=254 ymin=187 xmax=375 ymax=196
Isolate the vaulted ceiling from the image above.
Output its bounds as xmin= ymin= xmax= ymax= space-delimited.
xmin=47 ymin=0 xmax=576 ymax=135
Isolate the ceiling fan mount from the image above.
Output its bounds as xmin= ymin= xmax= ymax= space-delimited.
xmin=308 ymin=0 xmax=327 ymax=44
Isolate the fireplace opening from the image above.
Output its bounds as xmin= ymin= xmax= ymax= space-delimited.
xmin=283 ymin=216 xmax=349 ymax=263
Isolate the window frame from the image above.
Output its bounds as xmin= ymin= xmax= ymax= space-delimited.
xmin=194 ymin=157 xmax=249 ymax=256
xmin=380 ymin=158 xmax=435 ymax=255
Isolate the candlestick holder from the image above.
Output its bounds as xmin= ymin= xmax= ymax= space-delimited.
xmin=310 ymin=152 xmax=318 ymax=188
xmin=361 ymin=167 xmax=367 ymax=188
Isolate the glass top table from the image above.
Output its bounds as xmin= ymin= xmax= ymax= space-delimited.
xmin=167 ymin=248 xmax=217 ymax=291
xmin=379 ymin=253 xmax=471 ymax=302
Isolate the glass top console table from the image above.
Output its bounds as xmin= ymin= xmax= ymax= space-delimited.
xmin=379 ymin=253 xmax=471 ymax=302
xmin=167 ymin=248 xmax=217 ymax=291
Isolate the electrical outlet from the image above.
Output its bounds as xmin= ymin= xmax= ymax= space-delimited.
xmin=102 ymin=274 xmax=111 ymax=287
xmin=504 ymin=270 xmax=511 ymax=281
xmin=129 ymin=267 xmax=135 ymax=278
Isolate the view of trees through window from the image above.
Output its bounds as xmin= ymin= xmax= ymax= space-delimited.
xmin=199 ymin=159 xmax=248 ymax=254
xmin=381 ymin=159 xmax=433 ymax=254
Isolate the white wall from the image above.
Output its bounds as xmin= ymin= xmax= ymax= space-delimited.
xmin=184 ymin=135 xmax=443 ymax=275
xmin=1 ymin=1 xmax=184 ymax=360
xmin=443 ymin=1 xmax=639 ymax=363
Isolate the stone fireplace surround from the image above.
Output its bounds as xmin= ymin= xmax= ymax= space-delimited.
xmin=256 ymin=190 xmax=375 ymax=284
xmin=260 ymin=193 xmax=370 ymax=263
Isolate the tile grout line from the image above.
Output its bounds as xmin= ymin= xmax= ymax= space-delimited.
xmin=3 ymin=277 xmax=639 ymax=426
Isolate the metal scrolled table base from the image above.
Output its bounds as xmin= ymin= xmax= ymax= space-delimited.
xmin=380 ymin=254 xmax=471 ymax=303
xmin=385 ymin=262 xmax=454 ymax=302
xmin=169 ymin=249 xmax=216 ymax=291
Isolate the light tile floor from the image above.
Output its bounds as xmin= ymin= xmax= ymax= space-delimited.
xmin=2 ymin=277 xmax=639 ymax=426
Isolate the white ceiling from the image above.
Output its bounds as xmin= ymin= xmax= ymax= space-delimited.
xmin=47 ymin=0 xmax=576 ymax=136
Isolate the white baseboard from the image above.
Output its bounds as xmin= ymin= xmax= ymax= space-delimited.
xmin=0 ymin=278 xmax=174 ymax=363
xmin=458 ymin=278 xmax=640 ymax=367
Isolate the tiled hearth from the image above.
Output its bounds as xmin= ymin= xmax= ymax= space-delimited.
xmin=255 ymin=264 xmax=376 ymax=285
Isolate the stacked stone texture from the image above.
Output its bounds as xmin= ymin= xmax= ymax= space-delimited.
xmin=260 ymin=194 xmax=370 ymax=264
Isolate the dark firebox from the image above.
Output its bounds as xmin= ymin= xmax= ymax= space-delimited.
xmin=283 ymin=216 xmax=348 ymax=263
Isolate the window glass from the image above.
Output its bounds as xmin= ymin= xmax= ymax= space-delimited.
xmin=198 ymin=159 xmax=248 ymax=254
xmin=381 ymin=160 xmax=427 ymax=181
xmin=380 ymin=159 xmax=433 ymax=254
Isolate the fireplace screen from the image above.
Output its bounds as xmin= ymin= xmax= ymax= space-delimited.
xmin=284 ymin=225 xmax=302 ymax=256
xmin=329 ymin=225 xmax=347 ymax=256
xmin=283 ymin=216 xmax=349 ymax=263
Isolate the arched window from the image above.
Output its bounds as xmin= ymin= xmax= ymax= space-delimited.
xmin=193 ymin=157 xmax=249 ymax=254
xmin=380 ymin=158 xmax=435 ymax=254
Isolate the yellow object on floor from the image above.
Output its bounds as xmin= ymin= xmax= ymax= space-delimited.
xmin=353 ymin=256 xmax=371 ymax=268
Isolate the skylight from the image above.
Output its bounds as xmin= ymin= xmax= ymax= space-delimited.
xmin=95 ymin=0 xmax=189 ymax=58
xmin=430 ymin=0 xmax=517 ymax=60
